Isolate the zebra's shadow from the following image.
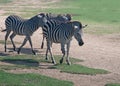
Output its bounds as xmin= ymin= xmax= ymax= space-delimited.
xmin=0 ymin=52 xmax=10 ymax=56
xmin=8 ymin=48 xmax=39 ymax=55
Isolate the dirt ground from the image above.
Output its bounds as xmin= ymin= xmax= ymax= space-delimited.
xmin=0 ymin=0 xmax=120 ymax=86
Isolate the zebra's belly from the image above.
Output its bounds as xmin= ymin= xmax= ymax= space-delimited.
xmin=50 ymin=38 xmax=72 ymax=44
xmin=12 ymin=30 xmax=32 ymax=36
xmin=13 ymin=31 xmax=25 ymax=35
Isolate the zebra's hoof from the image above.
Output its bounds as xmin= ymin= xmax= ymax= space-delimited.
xmin=17 ymin=49 xmax=20 ymax=54
xmin=32 ymin=50 xmax=36 ymax=55
xmin=66 ymin=60 xmax=71 ymax=65
xmin=60 ymin=58 xmax=63 ymax=64
xmin=17 ymin=51 xmax=20 ymax=54
xmin=33 ymin=52 xmax=36 ymax=55
xmin=52 ymin=61 xmax=56 ymax=64
xmin=41 ymin=45 xmax=43 ymax=49
xmin=45 ymin=57 xmax=48 ymax=60
xmin=13 ymin=48 xmax=16 ymax=51
xmin=67 ymin=62 xmax=71 ymax=65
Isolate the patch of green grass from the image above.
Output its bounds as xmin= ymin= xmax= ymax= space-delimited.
xmin=0 ymin=40 xmax=21 ymax=45
xmin=0 ymin=70 xmax=73 ymax=86
xmin=58 ymin=0 xmax=120 ymax=24
xmin=105 ymin=83 xmax=120 ymax=86
xmin=0 ymin=55 xmax=109 ymax=75
xmin=53 ymin=64 xmax=109 ymax=75
xmin=52 ymin=55 xmax=83 ymax=64
xmin=0 ymin=0 xmax=12 ymax=4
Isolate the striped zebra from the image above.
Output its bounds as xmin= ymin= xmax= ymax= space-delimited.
xmin=46 ymin=13 xmax=71 ymax=22
xmin=43 ymin=20 xmax=87 ymax=65
xmin=41 ymin=13 xmax=71 ymax=49
xmin=2 ymin=13 xmax=47 ymax=55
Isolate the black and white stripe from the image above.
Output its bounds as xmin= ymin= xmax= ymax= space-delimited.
xmin=43 ymin=21 xmax=85 ymax=65
xmin=40 ymin=13 xmax=71 ymax=49
xmin=2 ymin=13 xmax=47 ymax=54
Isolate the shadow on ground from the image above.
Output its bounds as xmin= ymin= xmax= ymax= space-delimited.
xmin=7 ymin=48 xmax=40 ymax=55
xmin=1 ymin=59 xmax=39 ymax=67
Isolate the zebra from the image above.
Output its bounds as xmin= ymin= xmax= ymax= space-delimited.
xmin=46 ymin=13 xmax=71 ymax=22
xmin=43 ymin=20 xmax=87 ymax=65
xmin=40 ymin=13 xmax=72 ymax=49
xmin=2 ymin=13 xmax=47 ymax=55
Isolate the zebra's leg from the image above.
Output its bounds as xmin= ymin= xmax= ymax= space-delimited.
xmin=17 ymin=37 xmax=28 ymax=54
xmin=46 ymin=41 xmax=56 ymax=64
xmin=4 ymin=30 xmax=11 ymax=52
xmin=45 ymin=41 xmax=52 ymax=60
xmin=10 ymin=33 xmax=16 ymax=51
xmin=41 ymin=36 xmax=44 ymax=49
xmin=45 ymin=39 xmax=49 ymax=60
xmin=60 ymin=44 xmax=65 ymax=64
xmin=66 ymin=42 xmax=71 ymax=65
xmin=27 ymin=36 xmax=36 ymax=55
xmin=45 ymin=47 xmax=49 ymax=60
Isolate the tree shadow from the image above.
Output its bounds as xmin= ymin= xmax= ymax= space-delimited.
xmin=1 ymin=59 xmax=39 ymax=67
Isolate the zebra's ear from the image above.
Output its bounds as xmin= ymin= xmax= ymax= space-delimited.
xmin=37 ymin=15 xmax=43 ymax=18
xmin=82 ymin=24 xmax=88 ymax=28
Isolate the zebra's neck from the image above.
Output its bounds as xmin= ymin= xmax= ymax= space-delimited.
xmin=28 ymin=16 xmax=40 ymax=30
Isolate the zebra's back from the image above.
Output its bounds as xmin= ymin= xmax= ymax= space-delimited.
xmin=5 ymin=15 xmax=27 ymax=35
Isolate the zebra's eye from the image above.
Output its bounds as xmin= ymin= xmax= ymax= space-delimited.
xmin=74 ymin=25 xmax=78 ymax=29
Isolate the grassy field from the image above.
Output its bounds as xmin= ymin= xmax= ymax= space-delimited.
xmin=0 ymin=70 xmax=73 ymax=86
xmin=59 ymin=0 xmax=120 ymax=24
xmin=0 ymin=0 xmax=12 ymax=4
xmin=53 ymin=64 xmax=108 ymax=75
xmin=1 ymin=0 xmax=120 ymax=24
xmin=105 ymin=83 xmax=120 ymax=86
xmin=1 ymin=0 xmax=119 ymax=35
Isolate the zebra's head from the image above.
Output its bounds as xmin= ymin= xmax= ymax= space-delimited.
xmin=37 ymin=13 xmax=47 ymax=27
xmin=73 ymin=21 xmax=84 ymax=46
xmin=57 ymin=14 xmax=71 ymax=22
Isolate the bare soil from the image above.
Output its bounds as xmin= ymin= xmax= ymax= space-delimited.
xmin=0 ymin=0 xmax=120 ymax=86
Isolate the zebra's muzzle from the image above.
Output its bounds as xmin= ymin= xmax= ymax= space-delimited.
xmin=79 ymin=42 xmax=84 ymax=46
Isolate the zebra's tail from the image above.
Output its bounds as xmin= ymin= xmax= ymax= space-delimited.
xmin=1 ymin=29 xmax=7 ymax=32
xmin=82 ymin=24 xmax=88 ymax=28
xmin=0 ymin=27 xmax=7 ymax=32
